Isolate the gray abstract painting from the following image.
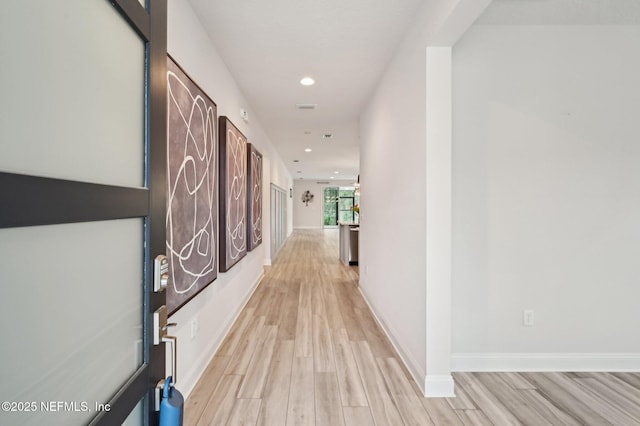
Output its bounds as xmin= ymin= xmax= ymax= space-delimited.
xmin=247 ymin=143 xmax=263 ymax=251
xmin=219 ymin=116 xmax=247 ymax=271
xmin=166 ymin=56 xmax=217 ymax=314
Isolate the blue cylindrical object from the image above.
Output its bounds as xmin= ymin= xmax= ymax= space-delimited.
xmin=159 ymin=376 xmax=184 ymax=426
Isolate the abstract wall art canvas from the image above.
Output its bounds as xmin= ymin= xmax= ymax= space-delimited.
xmin=219 ymin=116 xmax=247 ymax=271
xmin=246 ymin=143 xmax=263 ymax=251
xmin=166 ymin=56 xmax=218 ymax=314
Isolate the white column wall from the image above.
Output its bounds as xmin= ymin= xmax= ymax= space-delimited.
xmin=425 ymin=46 xmax=453 ymax=396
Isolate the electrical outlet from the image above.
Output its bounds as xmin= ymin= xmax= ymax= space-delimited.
xmin=190 ymin=318 xmax=199 ymax=339
xmin=523 ymin=310 xmax=534 ymax=327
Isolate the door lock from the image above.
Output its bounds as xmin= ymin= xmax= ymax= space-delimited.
xmin=154 ymin=255 xmax=169 ymax=292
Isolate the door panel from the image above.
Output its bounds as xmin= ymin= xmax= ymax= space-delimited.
xmin=270 ymin=184 xmax=287 ymax=259
xmin=0 ymin=0 xmax=145 ymax=187
xmin=0 ymin=220 xmax=144 ymax=426
xmin=0 ymin=0 xmax=167 ymax=424
xmin=123 ymin=399 xmax=145 ymax=426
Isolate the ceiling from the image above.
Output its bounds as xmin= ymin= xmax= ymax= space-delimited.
xmin=187 ymin=0 xmax=640 ymax=182
xmin=477 ymin=0 xmax=640 ymax=25
xmin=187 ymin=0 xmax=425 ymax=182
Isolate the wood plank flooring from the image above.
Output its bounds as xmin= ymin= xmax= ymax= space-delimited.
xmin=184 ymin=229 xmax=640 ymax=425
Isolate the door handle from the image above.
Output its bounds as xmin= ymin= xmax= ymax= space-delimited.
xmin=154 ymin=335 xmax=178 ymax=411
xmin=153 ymin=306 xmax=179 ymax=383
xmin=163 ymin=334 xmax=178 ymax=384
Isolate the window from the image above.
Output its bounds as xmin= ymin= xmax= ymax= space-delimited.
xmin=323 ymin=188 xmax=339 ymax=226
xmin=324 ymin=187 xmax=359 ymax=226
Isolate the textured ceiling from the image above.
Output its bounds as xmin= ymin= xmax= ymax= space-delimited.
xmin=188 ymin=0 xmax=425 ymax=181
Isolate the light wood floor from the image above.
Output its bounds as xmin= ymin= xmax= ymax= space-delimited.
xmin=184 ymin=229 xmax=640 ymax=425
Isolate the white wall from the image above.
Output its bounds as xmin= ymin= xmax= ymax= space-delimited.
xmin=167 ymin=0 xmax=292 ymax=396
xmin=452 ymin=25 xmax=640 ymax=370
xmin=359 ymin=30 xmax=428 ymax=390
xmin=359 ymin=0 xmax=489 ymax=395
xmin=359 ymin=0 xmax=455 ymax=394
xmin=292 ymin=179 xmax=356 ymax=229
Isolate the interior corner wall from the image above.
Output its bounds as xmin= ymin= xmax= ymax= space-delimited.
xmin=358 ymin=17 xmax=431 ymax=390
xmin=292 ymin=179 xmax=356 ymax=229
xmin=358 ymin=0 xmax=481 ymax=393
xmin=167 ymin=0 xmax=292 ymax=396
xmin=452 ymin=25 xmax=640 ymax=369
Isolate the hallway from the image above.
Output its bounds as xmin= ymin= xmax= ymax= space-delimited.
xmin=184 ymin=230 xmax=640 ymax=425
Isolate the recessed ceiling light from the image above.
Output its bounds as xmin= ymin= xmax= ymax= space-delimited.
xmin=297 ymin=171 xmax=302 ymax=173
xmin=330 ymin=176 xmax=335 ymax=179
xmin=304 ymin=148 xmax=312 ymax=152
xmin=334 ymin=171 xmax=339 ymax=174
xmin=300 ymin=77 xmax=315 ymax=86
xmin=293 ymin=159 xmax=300 ymax=163
xmin=323 ymin=133 xmax=333 ymax=139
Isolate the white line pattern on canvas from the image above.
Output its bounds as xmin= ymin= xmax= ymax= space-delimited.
xmin=251 ymin=150 xmax=262 ymax=246
xmin=167 ymin=70 xmax=216 ymax=294
xmin=226 ymin=127 xmax=247 ymax=259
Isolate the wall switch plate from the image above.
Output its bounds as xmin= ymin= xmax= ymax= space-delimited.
xmin=523 ymin=310 xmax=534 ymax=326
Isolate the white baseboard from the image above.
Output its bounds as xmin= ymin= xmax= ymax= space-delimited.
xmin=425 ymin=374 xmax=455 ymax=397
xmin=264 ymin=258 xmax=272 ymax=266
xmin=358 ymin=287 xmax=427 ymax=394
xmin=452 ymin=353 xmax=640 ymax=372
xmin=180 ymin=270 xmax=265 ymax=398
